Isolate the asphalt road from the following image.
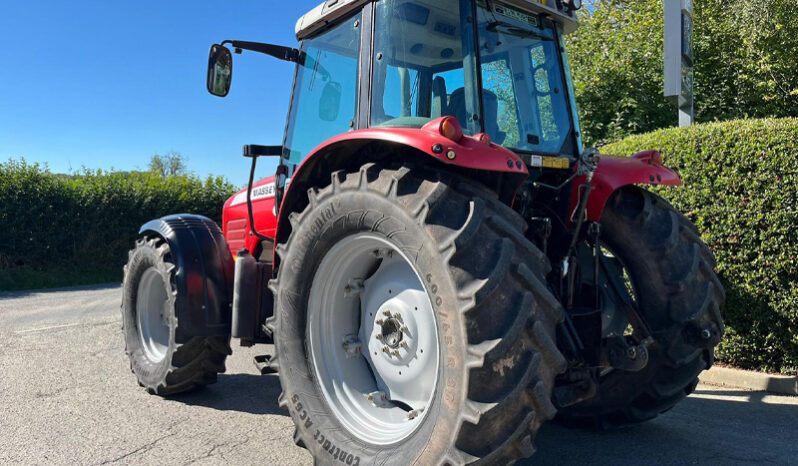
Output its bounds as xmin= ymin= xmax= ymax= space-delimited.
xmin=1 ymin=285 xmax=797 ymax=466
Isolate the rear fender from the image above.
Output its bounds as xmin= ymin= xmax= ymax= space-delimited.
xmin=570 ymin=151 xmax=682 ymax=222
xmin=139 ymin=214 xmax=234 ymax=343
xmin=273 ymin=119 xmax=529 ymax=267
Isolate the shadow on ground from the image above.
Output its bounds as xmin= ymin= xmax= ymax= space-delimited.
xmin=168 ymin=373 xmax=286 ymax=416
xmin=166 ymin=374 xmax=798 ymax=465
xmin=528 ymin=388 xmax=798 ymax=465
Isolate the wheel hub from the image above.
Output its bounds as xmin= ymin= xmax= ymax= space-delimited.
xmin=135 ymin=267 xmax=170 ymax=363
xmin=308 ymin=234 xmax=440 ymax=445
xmin=378 ymin=315 xmax=403 ymax=348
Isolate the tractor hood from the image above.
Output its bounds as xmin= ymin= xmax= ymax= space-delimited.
xmin=222 ymin=175 xmax=278 ymax=257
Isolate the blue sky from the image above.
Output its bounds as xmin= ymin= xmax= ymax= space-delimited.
xmin=0 ymin=1 xmax=316 ymax=186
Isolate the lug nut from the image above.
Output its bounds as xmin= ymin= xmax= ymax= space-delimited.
xmin=366 ymin=391 xmax=386 ymax=404
xmin=376 ymin=319 xmax=384 ymax=326
xmin=400 ymin=341 xmax=408 ymax=349
xmin=375 ymin=334 xmax=383 ymax=341
xmin=392 ymin=350 xmax=400 ymax=357
xmin=393 ymin=313 xmax=402 ymax=320
xmin=383 ymin=310 xmax=392 ymax=317
xmin=626 ymin=347 xmax=637 ymax=359
xmin=701 ymin=328 xmax=712 ymax=339
xmin=401 ymin=326 xmax=409 ymax=333
xmin=343 ymin=278 xmax=364 ymax=297
xmin=382 ymin=346 xmax=390 ymax=354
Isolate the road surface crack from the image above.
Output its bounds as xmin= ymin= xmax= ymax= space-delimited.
xmin=178 ymin=428 xmax=257 ymax=466
xmin=96 ymin=419 xmax=187 ymax=465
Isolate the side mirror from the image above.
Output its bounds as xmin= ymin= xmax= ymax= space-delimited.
xmin=319 ymin=81 xmax=342 ymax=122
xmin=207 ymin=44 xmax=233 ymax=97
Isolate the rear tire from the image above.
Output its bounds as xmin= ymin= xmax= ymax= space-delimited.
xmin=558 ymin=187 xmax=725 ymax=428
xmin=270 ymin=163 xmax=566 ymax=465
xmin=122 ymin=236 xmax=232 ymax=395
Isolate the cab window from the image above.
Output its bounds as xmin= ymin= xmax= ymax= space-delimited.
xmin=283 ymin=14 xmax=362 ymax=165
xmin=371 ymin=0 xmax=476 ymax=134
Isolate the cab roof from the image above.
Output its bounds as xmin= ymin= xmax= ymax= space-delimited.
xmin=295 ymin=0 xmax=579 ymax=40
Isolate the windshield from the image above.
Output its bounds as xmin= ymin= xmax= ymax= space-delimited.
xmin=371 ymin=0 xmax=482 ymax=135
xmin=370 ymin=0 xmax=574 ymax=156
xmin=476 ymin=2 xmax=573 ymax=155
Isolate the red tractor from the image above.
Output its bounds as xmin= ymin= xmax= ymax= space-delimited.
xmin=122 ymin=0 xmax=725 ymax=463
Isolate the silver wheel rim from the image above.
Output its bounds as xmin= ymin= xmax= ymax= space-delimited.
xmin=308 ymin=233 xmax=440 ymax=445
xmin=136 ymin=267 xmax=170 ymax=363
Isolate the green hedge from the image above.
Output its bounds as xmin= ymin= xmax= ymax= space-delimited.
xmin=602 ymin=118 xmax=798 ymax=374
xmin=0 ymin=159 xmax=237 ymax=292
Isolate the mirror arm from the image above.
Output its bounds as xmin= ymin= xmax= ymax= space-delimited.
xmin=221 ymin=40 xmax=300 ymax=63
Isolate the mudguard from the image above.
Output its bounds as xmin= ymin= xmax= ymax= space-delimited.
xmin=274 ymin=117 xmax=529 ymax=253
xmin=138 ymin=214 xmax=234 ymax=343
xmin=570 ymin=151 xmax=682 ymax=222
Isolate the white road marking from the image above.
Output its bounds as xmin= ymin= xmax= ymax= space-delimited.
xmin=14 ymin=322 xmax=85 ymax=334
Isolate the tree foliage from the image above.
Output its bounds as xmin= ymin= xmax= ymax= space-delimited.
xmin=567 ymin=0 xmax=798 ymax=147
xmin=696 ymin=0 xmax=798 ymax=122
xmin=149 ymin=151 xmax=188 ymax=177
xmin=0 ymin=159 xmax=236 ymax=291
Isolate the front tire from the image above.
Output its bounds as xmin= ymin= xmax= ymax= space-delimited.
xmin=270 ymin=163 xmax=566 ymax=465
xmin=122 ymin=236 xmax=232 ymax=395
xmin=558 ymin=186 xmax=725 ymax=427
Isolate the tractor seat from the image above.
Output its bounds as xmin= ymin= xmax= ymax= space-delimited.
xmin=448 ymin=87 xmax=507 ymax=144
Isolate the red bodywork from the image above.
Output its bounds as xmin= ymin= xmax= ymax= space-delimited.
xmin=221 ymin=121 xmax=681 ymax=259
xmin=292 ymin=118 xmax=530 ymax=175
xmin=222 ymin=118 xmax=526 ymax=259
xmin=569 ymin=150 xmax=682 ymax=222
xmin=222 ymin=118 xmax=529 ymax=260
xmin=222 ymin=175 xmax=278 ymax=256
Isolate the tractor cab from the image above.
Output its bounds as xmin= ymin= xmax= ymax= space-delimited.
xmin=210 ymin=0 xmax=583 ymax=169
xmin=363 ymin=0 xmax=583 ymax=159
xmin=207 ymin=0 xmax=589 ymax=259
xmin=292 ymin=0 xmax=583 ymax=163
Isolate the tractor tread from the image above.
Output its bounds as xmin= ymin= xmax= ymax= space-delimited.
xmin=122 ymin=235 xmax=231 ymax=397
xmin=273 ymin=163 xmax=565 ymax=464
xmin=557 ymin=186 xmax=724 ymax=428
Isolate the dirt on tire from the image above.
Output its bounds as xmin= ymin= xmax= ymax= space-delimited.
xmin=269 ymin=163 xmax=566 ymax=464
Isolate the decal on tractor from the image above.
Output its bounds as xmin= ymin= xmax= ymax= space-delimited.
xmin=229 ymin=182 xmax=275 ymax=206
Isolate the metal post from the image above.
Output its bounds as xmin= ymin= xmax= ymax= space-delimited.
xmin=679 ymin=102 xmax=694 ymax=127
xmin=664 ymin=0 xmax=694 ymax=127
